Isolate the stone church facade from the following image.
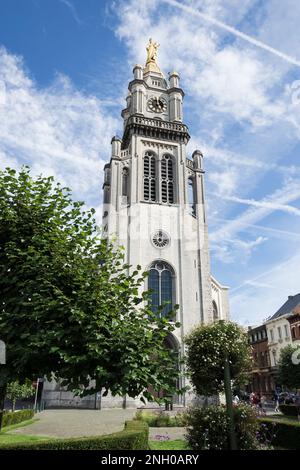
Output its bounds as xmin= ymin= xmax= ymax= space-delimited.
xmin=41 ymin=42 xmax=229 ymax=409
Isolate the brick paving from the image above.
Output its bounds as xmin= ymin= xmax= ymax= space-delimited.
xmin=11 ymin=409 xmax=136 ymax=438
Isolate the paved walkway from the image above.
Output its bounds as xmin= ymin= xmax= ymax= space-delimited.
xmin=149 ymin=427 xmax=186 ymax=440
xmin=11 ymin=409 xmax=136 ymax=438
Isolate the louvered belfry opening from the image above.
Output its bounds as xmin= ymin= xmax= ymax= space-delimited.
xmin=144 ymin=151 xmax=157 ymax=202
xmin=144 ymin=151 xmax=175 ymax=204
xmin=161 ymin=154 xmax=174 ymax=203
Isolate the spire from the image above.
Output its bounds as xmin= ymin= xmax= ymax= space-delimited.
xmin=144 ymin=38 xmax=162 ymax=74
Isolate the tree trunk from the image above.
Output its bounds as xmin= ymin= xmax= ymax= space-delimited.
xmin=12 ymin=399 xmax=16 ymax=412
xmin=0 ymin=384 xmax=7 ymax=431
xmin=224 ymin=355 xmax=237 ymax=450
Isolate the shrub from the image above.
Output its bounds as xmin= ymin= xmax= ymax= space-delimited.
xmin=0 ymin=420 xmax=149 ymax=450
xmin=185 ymin=404 xmax=259 ymax=450
xmin=279 ymin=404 xmax=300 ymax=417
xmin=1 ymin=409 xmax=35 ymax=428
xmin=135 ymin=410 xmax=187 ymax=427
xmin=259 ymin=418 xmax=300 ymax=450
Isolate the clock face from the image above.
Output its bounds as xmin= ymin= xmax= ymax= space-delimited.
xmin=148 ymin=96 xmax=167 ymax=113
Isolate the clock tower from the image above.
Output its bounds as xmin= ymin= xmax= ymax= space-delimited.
xmin=102 ymin=40 xmax=229 ymax=406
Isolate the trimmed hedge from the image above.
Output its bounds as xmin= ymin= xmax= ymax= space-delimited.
xmin=259 ymin=417 xmax=300 ymax=450
xmin=0 ymin=420 xmax=149 ymax=450
xmin=279 ymin=404 xmax=300 ymax=417
xmin=1 ymin=409 xmax=35 ymax=428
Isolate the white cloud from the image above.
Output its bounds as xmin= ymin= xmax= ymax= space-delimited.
xmin=210 ymin=179 xmax=300 ymax=244
xmin=230 ymin=250 xmax=300 ymax=325
xmin=0 ymin=47 xmax=118 ymax=210
xmin=163 ymin=0 xmax=300 ymax=67
xmin=207 ymin=169 xmax=238 ymax=196
xmin=211 ymin=235 xmax=267 ymax=264
xmin=222 ymin=195 xmax=300 ymax=216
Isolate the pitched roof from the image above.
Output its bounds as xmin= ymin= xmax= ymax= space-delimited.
xmin=269 ymin=294 xmax=300 ymax=320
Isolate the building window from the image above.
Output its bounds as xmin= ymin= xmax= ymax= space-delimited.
xmin=257 ymin=331 xmax=261 ymax=341
xmin=144 ymin=151 xmax=157 ymax=202
xmin=284 ymin=324 xmax=289 ymax=338
xmin=188 ymin=177 xmax=196 ymax=216
xmin=122 ymin=167 xmax=129 ymax=198
xmin=161 ymin=154 xmax=174 ymax=204
xmin=270 ymin=329 xmax=274 ymax=342
xmin=277 ymin=326 xmax=282 ymax=340
xmin=148 ymin=261 xmax=175 ymax=320
xmin=212 ymin=301 xmax=218 ymax=321
xmin=292 ymin=327 xmax=296 ymax=339
xmin=143 ymin=151 xmax=176 ymax=204
xmin=272 ymin=350 xmax=277 ymax=366
xmin=103 ymin=187 xmax=110 ymax=204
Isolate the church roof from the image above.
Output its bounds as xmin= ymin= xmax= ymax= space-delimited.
xmin=268 ymin=293 xmax=300 ymax=320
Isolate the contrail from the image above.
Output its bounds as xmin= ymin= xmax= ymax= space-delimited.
xmin=162 ymin=0 xmax=300 ymax=68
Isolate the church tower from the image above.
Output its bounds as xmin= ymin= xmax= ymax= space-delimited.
xmin=102 ymin=40 xmax=229 ymax=405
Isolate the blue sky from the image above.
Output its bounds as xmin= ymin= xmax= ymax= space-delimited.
xmin=1 ymin=0 xmax=300 ymax=326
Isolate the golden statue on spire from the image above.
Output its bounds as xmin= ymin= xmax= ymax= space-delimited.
xmin=144 ymin=38 xmax=162 ymax=74
xmin=146 ymin=38 xmax=160 ymax=63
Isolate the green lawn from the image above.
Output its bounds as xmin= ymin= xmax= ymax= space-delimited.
xmin=149 ymin=439 xmax=190 ymax=450
xmin=267 ymin=414 xmax=298 ymax=423
xmin=0 ymin=433 xmax=49 ymax=445
xmin=0 ymin=418 xmax=49 ymax=447
xmin=2 ymin=418 xmax=39 ymax=433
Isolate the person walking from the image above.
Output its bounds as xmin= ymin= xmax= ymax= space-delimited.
xmin=233 ymin=394 xmax=240 ymax=406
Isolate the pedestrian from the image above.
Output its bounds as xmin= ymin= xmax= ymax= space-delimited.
xmin=233 ymin=394 xmax=240 ymax=406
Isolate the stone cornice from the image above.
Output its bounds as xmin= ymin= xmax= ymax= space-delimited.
xmin=122 ymin=115 xmax=190 ymax=147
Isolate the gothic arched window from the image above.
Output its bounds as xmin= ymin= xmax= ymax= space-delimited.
xmin=188 ymin=177 xmax=196 ymax=216
xmin=122 ymin=167 xmax=129 ymax=198
xmin=212 ymin=301 xmax=218 ymax=321
xmin=103 ymin=186 xmax=110 ymax=204
xmin=161 ymin=154 xmax=174 ymax=203
xmin=148 ymin=261 xmax=175 ymax=320
xmin=144 ymin=151 xmax=157 ymax=202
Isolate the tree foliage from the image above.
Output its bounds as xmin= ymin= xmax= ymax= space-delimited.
xmin=6 ymin=380 xmax=34 ymax=411
xmin=185 ymin=320 xmax=252 ymax=396
xmin=278 ymin=344 xmax=300 ymax=390
xmin=0 ymin=167 xmax=181 ymax=408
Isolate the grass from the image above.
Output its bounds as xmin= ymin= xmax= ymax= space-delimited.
xmin=0 ymin=417 xmax=49 ymax=447
xmin=0 ymin=434 xmax=49 ymax=445
xmin=266 ymin=414 xmax=299 ymax=423
xmin=149 ymin=439 xmax=190 ymax=450
xmin=2 ymin=418 xmax=39 ymax=433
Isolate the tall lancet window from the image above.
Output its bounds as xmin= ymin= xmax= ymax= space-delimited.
xmin=122 ymin=167 xmax=129 ymax=199
xmin=148 ymin=261 xmax=175 ymax=320
xmin=144 ymin=151 xmax=157 ymax=202
xmin=212 ymin=301 xmax=218 ymax=321
xmin=188 ymin=177 xmax=196 ymax=216
xmin=161 ymin=154 xmax=174 ymax=204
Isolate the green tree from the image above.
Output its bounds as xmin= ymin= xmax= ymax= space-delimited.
xmin=0 ymin=167 xmax=181 ymax=429
xmin=185 ymin=320 xmax=252 ymax=396
xmin=6 ymin=380 xmax=34 ymax=412
xmin=185 ymin=320 xmax=252 ymax=450
xmin=278 ymin=344 xmax=300 ymax=390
